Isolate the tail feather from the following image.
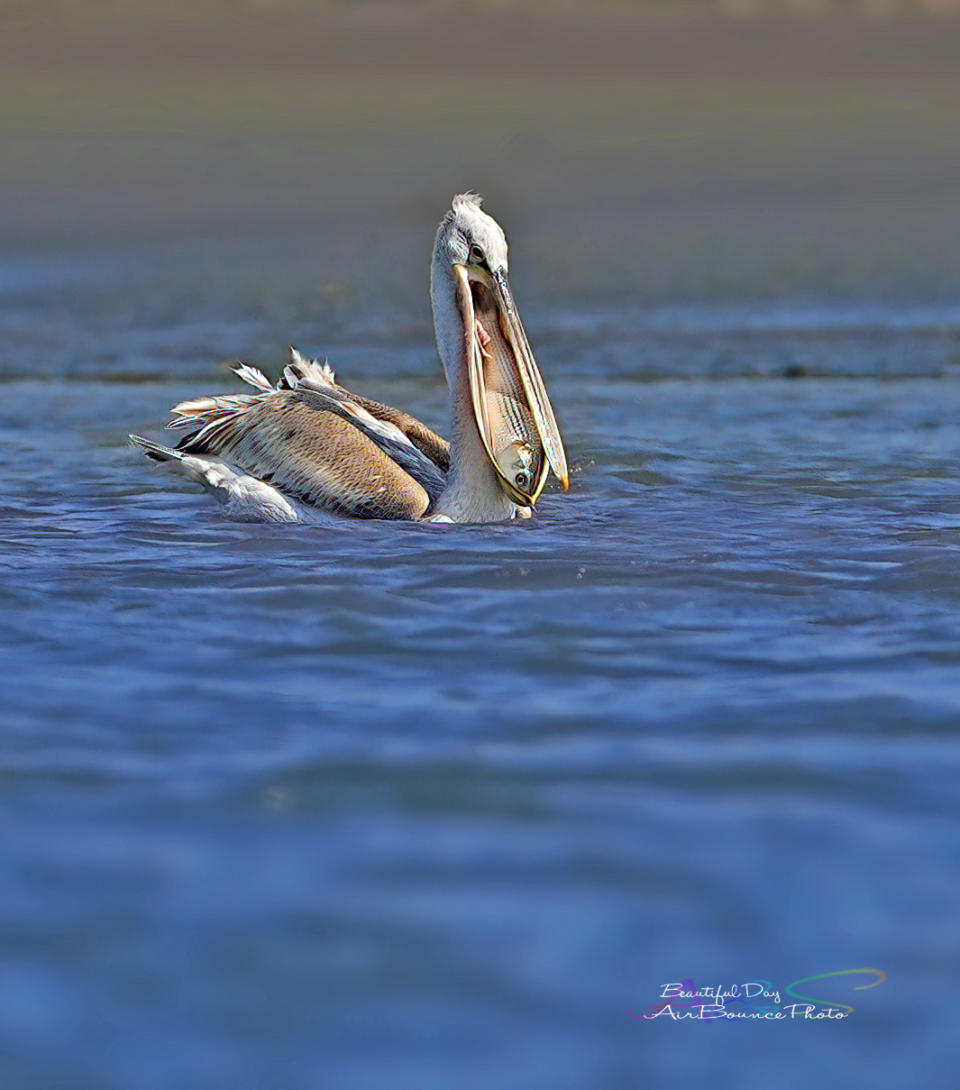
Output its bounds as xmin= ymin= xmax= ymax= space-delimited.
xmin=129 ymin=434 xmax=187 ymax=463
xmin=130 ymin=434 xmax=232 ymax=489
xmin=129 ymin=434 xmax=304 ymax=522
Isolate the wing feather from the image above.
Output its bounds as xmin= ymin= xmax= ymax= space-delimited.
xmin=281 ymin=347 xmax=450 ymax=472
xmin=178 ymin=391 xmax=432 ymax=521
xmin=293 ymin=386 xmax=447 ymax=499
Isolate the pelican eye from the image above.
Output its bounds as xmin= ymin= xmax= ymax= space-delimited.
xmin=469 ymin=244 xmax=485 ymax=266
xmin=515 ymin=471 xmax=529 ymax=489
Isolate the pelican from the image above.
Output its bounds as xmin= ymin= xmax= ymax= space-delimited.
xmin=130 ymin=193 xmax=568 ymax=524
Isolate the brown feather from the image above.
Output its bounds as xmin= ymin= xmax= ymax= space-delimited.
xmin=336 ymin=389 xmax=450 ymax=473
xmin=178 ymin=390 xmax=432 ymax=521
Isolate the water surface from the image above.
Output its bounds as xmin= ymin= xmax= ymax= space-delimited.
xmin=2 ymin=249 xmax=958 ymax=1088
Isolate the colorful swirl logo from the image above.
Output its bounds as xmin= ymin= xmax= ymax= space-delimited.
xmin=784 ymin=969 xmax=887 ymax=1015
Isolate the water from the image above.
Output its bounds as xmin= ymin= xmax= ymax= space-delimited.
xmin=2 ymin=252 xmax=959 ymax=1089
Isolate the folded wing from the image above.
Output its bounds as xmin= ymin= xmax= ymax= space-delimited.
xmin=170 ymin=352 xmax=449 ymax=521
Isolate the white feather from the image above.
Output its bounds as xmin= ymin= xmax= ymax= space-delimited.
xmin=285 ymin=345 xmax=336 ymax=388
xmin=129 ymin=435 xmax=333 ymax=523
xmin=233 ymin=363 xmax=274 ymax=391
xmin=166 ymin=394 xmax=257 ymax=429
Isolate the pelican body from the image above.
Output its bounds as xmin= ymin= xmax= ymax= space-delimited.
xmin=131 ymin=194 xmax=568 ymax=524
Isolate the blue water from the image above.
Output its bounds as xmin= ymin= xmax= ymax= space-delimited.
xmin=2 ymin=257 xmax=959 ymax=1088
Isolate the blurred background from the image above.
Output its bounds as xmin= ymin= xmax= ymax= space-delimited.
xmin=5 ymin=0 xmax=960 ymax=309
xmin=3 ymin=3 xmax=960 ymax=1089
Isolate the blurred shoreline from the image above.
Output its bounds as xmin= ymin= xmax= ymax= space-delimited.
xmin=3 ymin=4 xmax=960 ymax=305
xmin=6 ymin=3 xmax=960 ymax=76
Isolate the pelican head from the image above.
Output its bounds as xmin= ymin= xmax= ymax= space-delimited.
xmin=430 ymin=194 xmax=568 ymax=519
